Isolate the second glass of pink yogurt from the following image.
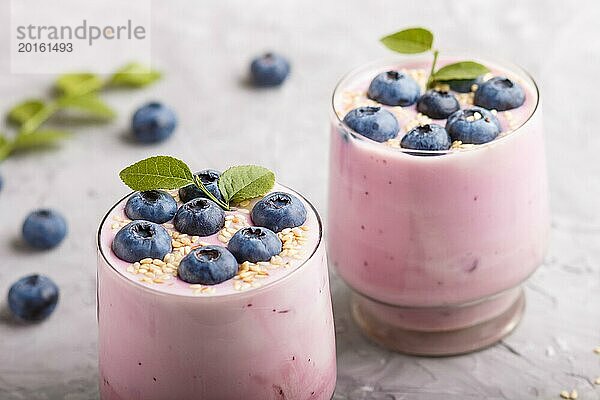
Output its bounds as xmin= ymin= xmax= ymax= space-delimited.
xmin=328 ymin=56 xmax=549 ymax=355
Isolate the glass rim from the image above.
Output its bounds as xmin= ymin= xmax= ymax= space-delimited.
xmin=330 ymin=54 xmax=541 ymax=155
xmin=96 ymin=185 xmax=324 ymax=299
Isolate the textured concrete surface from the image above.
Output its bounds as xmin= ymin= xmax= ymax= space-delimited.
xmin=1 ymin=0 xmax=600 ymax=399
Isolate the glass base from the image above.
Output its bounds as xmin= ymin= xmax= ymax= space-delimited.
xmin=351 ymin=287 xmax=525 ymax=356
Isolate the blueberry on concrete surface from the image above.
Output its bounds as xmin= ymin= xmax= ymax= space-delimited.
xmin=22 ymin=209 xmax=67 ymax=249
xmin=8 ymin=274 xmax=59 ymax=322
xmin=132 ymin=102 xmax=177 ymax=143
xmin=250 ymin=53 xmax=290 ymax=87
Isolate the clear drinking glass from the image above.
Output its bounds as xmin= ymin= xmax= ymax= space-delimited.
xmin=328 ymin=56 xmax=549 ymax=355
xmin=97 ymin=191 xmax=337 ymax=399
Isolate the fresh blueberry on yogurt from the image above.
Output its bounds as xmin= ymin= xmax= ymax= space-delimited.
xmin=343 ymin=106 xmax=399 ymax=142
xmin=178 ymin=245 xmax=238 ymax=285
xmin=400 ymin=124 xmax=451 ymax=152
xmin=125 ymin=190 xmax=177 ymax=224
xmin=227 ymin=226 xmax=282 ymax=263
xmin=22 ymin=209 xmax=67 ymax=249
xmin=446 ymin=107 xmax=501 ymax=144
xmin=367 ymin=70 xmax=420 ymax=106
xmin=416 ymin=90 xmax=460 ymax=119
xmin=112 ymin=220 xmax=172 ymax=263
xmin=132 ymin=102 xmax=177 ymax=143
xmin=250 ymin=53 xmax=290 ymax=87
xmin=174 ymin=198 xmax=225 ymax=236
xmin=252 ymin=192 xmax=307 ymax=233
xmin=8 ymin=274 xmax=59 ymax=322
xmin=179 ymin=169 xmax=224 ymax=204
xmin=474 ymin=76 xmax=525 ymax=111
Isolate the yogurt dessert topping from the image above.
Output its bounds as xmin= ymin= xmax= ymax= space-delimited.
xmin=334 ymin=27 xmax=535 ymax=152
xmin=100 ymin=156 xmax=319 ymax=296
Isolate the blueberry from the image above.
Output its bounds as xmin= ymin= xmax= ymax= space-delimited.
xmin=132 ymin=102 xmax=177 ymax=143
xmin=474 ymin=76 xmax=525 ymax=111
xmin=250 ymin=53 xmax=290 ymax=87
xmin=125 ymin=190 xmax=177 ymax=224
xmin=416 ymin=90 xmax=460 ymax=119
xmin=400 ymin=124 xmax=451 ymax=151
xmin=112 ymin=220 xmax=172 ymax=263
xmin=446 ymin=107 xmax=502 ymax=144
xmin=174 ymin=198 xmax=225 ymax=236
xmin=22 ymin=209 xmax=67 ymax=249
xmin=367 ymin=71 xmax=420 ymax=106
xmin=227 ymin=227 xmax=282 ymax=263
xmin=178 ymin=169 xmax=224 ymax=203
xmin=8 ymin=274 xmax=59 ymax=322
xmin=251 ymin=192 xmax=307 ymax=233
xmin=178 ymin=245 xmax=238 ymax=285
xmin=343 ymin=106 xmax=399 ymax=142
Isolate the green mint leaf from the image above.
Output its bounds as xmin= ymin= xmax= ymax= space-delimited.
xmin=0 ymin=134 xmax=13 ymax=161
xmin=218 ymin=165 xmax=275 ymax=204
xmin=119 ymin=156 xmax=194 ymax=191
xmin=380 ymin=27 xmax=433 ymax=54
xmin=7 ymin=100 xmax=46 ymax=126
xmin=432 ymin=61 xmax=489 ymax=82
xmin=57 ymin=94 xmax=116 ymax=119
xmin=20 ymin=102 xmax=59 ymax=135
xmin=12 ymin=130 xmax=70 ymax=150
xmin=56 ymin=73 xmax=103 ymax=97
xmin=109 ymin=63 xmax=162 ymax=87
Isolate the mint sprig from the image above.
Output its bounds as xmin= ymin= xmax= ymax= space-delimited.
xmin=380 ymin=27 xmax=489 ymax=88
xmin=119 ymin=156 xmax=275 ymax=211
xmin=0 ymin=62 xmax=161 ymax=162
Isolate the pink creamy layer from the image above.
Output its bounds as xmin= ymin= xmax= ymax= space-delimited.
xmin=99 ymin=184 xmax=320 ymax=296
xmin=98 ymin=241 xmax=336 ymax=400
xmin=328 ymin=58 xmax=550 ymax=315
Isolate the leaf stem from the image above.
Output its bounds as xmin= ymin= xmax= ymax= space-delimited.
xmin=193 ymin=175 xmax=230 ymax=211
xmin=427 ymin=49 xmax=439 ymax=89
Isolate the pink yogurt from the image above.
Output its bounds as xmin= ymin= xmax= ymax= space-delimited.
xmin=328 ymin=56 xmax=549 ymax=354
xmin=97 ymin=185 xmax=336 ymax=399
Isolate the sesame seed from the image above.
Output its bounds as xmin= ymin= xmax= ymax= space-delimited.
xmin=593 ymin=346 xmax=600 ymax=354
xmin=570 ymin=390 xmax=578 ymax=399
xmin=560 ymin=391 xmax=571 ymax=399
xmin=140 ymin=258 xmax=153 ymax=264
xmin=594 ymin=377 xmax=600 ymax=385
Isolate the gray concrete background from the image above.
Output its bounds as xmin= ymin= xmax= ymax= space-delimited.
xmin=1 ymin=0 xmax=599 ymax=399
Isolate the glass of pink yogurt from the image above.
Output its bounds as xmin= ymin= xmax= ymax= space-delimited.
xmin=97 ymin=184 xmax=336 ymax=399
xmin=328 ymin=56 xmax=549 ymax=355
